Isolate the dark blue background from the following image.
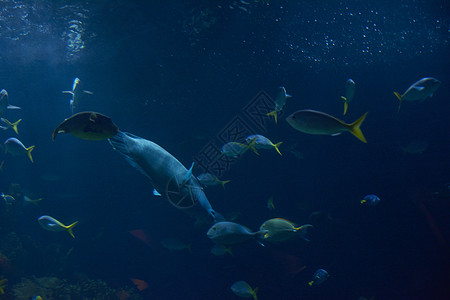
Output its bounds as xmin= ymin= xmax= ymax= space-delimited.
xmin=0 ymin=1 xmax=449 ymax=299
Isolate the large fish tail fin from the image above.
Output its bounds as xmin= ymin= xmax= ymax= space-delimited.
xmin=393 ymin=92 xmax=403 ymax=112
xmin=266 ymin=110 xmax=278 ymax=123
xmin=348 ymin=112 xmax=368 ymax=143
xmin=66 ymin=221 xmax=79 ymax=238
xmin=341 ymin=96 xmax=348 ymax=115
xmin=26 ymin=145 xmax=35 ymax=163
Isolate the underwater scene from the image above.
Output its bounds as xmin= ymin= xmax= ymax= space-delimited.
xmin=0 ymin=1 xmax=449 ymax=299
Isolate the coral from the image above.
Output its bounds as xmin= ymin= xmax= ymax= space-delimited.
xmin=12 ymin=276 xmax=142 ymax=300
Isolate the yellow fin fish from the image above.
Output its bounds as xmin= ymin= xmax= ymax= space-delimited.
xmin=1 ymin=118 xmax=21 ymax=134
xmin=38 ymin=215 xmax=79 ymax=238
xmin=231 ymin=281 xmax=258 ymax=300
xmin=4 ymin=137 xmax=35 ymax=162
xmin=394 ymin=77 xmax=441 ymax=112
xmin=0 ymin=278 xmax=6 ymax=294
xmin=286 ymin=109 xmax=368 ymax=143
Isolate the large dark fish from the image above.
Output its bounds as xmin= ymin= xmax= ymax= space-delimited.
xmin=52 ymin=111 xmax=119 ymax=141
xmin=0 ymin=89 xmax=21 ymax=117
xmin=286 ymin=109 xmax=368 ymax=143
xmin=109 ymin=131 xmax=223 ymax=224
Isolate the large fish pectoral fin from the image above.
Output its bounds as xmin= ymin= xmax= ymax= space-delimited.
xmin=348 ymin=112 xmax=368 ymax=143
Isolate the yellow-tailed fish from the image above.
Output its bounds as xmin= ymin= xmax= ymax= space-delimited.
xmin=231 ymin=281 xmax=258 ymax=300
xmin=260 ymin=218 xmax=313 ymax=242
xmin=197 ymin=173 xmax=230 ymax=188
xmin=38 ymin=215 xmax=79 ymax=238
xmin=0 ymin=118 xmax=21 ymax=134
xmin=286 ymin=109 xmax=368 ymax=143
xmin=341 ymin=78 xmax=355 ymax=115
xmin=246 ymin=134 xmax=282 ymax=156
xmin=394 ymin=77 xmax=441 ymax=112
xmin=267 ymin=86 xmax=292 ymax=123
xmin=4 ymin=137 xmax=35 ymax=162
xmin=221 ymin=137 xmax=259 ymax=157
xmin=52 ymin=111 xmax=119 ymax=141
xmin=1 ymin=193 xmax=15 ymax=205
xmin=24 ymin=195 xmax=43 ymax=205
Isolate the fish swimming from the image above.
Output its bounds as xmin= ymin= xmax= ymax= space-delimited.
xmin=62 ymin=78 xmax=93 ymax=113
xmin=4 ymin=137 xmax=35 ymax=162
xmin=0 ymin=118 xmax=21 ymax=135
xmin=222 ymin=138 xmax=259 ymax=158
xmin=1 ymin=193 xmax=15 ymax=205
xmin=245 ymin=134 xmax=282 ymax=156
xmin=0 ymin=89 xmax=21 ymax=117
xmin=197 ymin=173 xmax=230 ymax=188
xmin=286 ymin=109 xmax=368 ymax=143
xmin=260 ymin=218 xmax=313 ymax=242
xmin=207 ymin=221 xmax=267 ymax=246
xmin=37 ymin=215 xmax=79 ymax=238
xmin=230 ymin=281 xmax=258 ymax=300
xmin=341 ymin=79 xmax=355 ymax=115
xmin=394 ymin=77 xmax=441 ymax=111
xmin=267 ymin=86 xmax=292 ymax=123
xmin=52 ymin=111 xmax=119 ymax=141
xmin=109 ymin=131 xmax=223 ymax=224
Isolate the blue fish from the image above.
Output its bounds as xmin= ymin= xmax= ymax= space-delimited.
xmin=308 ymin=269 xmax=329 ymax=286
xmin=361 ymin=194 xmax=380 ymax=206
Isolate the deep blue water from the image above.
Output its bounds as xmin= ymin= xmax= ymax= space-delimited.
xmin=0 ymin=1 xmax=449 ymax=299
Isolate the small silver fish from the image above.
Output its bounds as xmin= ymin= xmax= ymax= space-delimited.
xmin=0 ymin=89 xmax=21 ymax=117
xmin=394 ymin=77 xmax=441 ymax=111
xmin=62 ymin=78 xmax=93 ymax=113
xmin=4 ymin=137 xmax=35 ymax=162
